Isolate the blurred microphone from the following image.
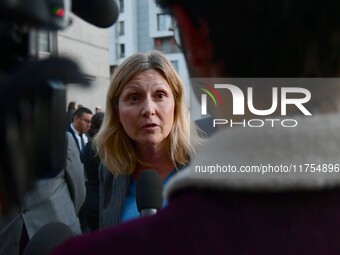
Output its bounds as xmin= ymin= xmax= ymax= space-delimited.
xmin=23 ymin=222 xmax=73 ymax=255
xmin=136 ymin=170 xmax=163 ymax=217
xmin=72 ymin=0 xmax=119 ymax=28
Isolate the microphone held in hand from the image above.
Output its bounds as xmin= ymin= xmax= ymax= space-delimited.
xmin=23 ymin=222 xmax=74 ymax=255
xmin=136 ymin=170 xmax=163 ymax=217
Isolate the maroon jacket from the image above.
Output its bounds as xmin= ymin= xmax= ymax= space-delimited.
xmin=52 ymin=187 xmax=340 ymax=255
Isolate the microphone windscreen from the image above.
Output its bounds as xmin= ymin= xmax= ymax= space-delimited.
xmin=23 ymin=222 xmax=73 ymax=255
xmin=72 ymin=0 xmax=119 ymax=28
xmin=136 ymin=170 xmax=163 ymax=212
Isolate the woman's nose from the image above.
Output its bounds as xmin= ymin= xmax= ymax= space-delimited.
xmin=141 ymin=98 xmax=156 ymax=116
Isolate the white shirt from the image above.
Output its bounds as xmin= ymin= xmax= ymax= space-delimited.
xmin=70 ymin=124 xmax=88 ymax=151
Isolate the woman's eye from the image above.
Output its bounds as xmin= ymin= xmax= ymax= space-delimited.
xmin=128 ymin=94 xmax=140 ymax=102
xmin=156 ymin=92 xmax=166 ymax=99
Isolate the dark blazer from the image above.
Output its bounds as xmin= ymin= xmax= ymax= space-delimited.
xmin=81 ymin=141 xmax=101 ymax=231
xmin=99 ymin=164 xmax=130 ymax=228
xmin=99 ymin=164 xmax=184 ymax=229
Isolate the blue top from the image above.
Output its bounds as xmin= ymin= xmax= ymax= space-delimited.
xmin=121 ymin=170 xmax=176 ymax=223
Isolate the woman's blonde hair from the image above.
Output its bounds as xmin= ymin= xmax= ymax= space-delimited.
xmin=94 ymin=50 xmax=203 ymax=175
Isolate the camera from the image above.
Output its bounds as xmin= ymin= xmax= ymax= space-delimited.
xmin=0 ymin=0 xmax=88 ymax=220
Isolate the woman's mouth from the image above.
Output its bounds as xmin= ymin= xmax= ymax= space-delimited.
xmin=142 ymin=123 xmax=158 ymax=130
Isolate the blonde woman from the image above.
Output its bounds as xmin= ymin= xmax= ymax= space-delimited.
xmin=94 ymin=50 xmax=203 ymax=228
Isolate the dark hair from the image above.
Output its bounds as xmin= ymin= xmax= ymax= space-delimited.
xmin=88 ymin=112 xmax=104 ymax=138
xmin=157 ymin=0 xmax=340 ymax=77
xmin=67 ymin=101 xmax=76 ymax=111
xmin=73 ymin=107 xmax=93 ymax=119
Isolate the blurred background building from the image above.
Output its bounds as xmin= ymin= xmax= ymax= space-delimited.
xmin=35 ymin=0 xmax=199 ymax=119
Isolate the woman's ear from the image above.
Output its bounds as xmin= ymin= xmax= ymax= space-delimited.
xmin=172 ymin=4 xmax=213 ymax=69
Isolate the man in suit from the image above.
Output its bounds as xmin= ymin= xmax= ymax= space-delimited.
xmin=52 ymin=1 xmax=340 ymax=254
xmin=0 ymin=133 xmax=86 ymax=255
xmin=67 ymin=107 xmax=92 ymax=233
xmin=67 ymin=107 xmax=93 ymax=155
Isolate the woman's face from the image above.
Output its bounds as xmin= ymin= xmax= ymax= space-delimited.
xmin=118 ymin=69 xmax=175 ymax=148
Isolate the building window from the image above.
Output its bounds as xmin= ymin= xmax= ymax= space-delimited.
xmin=120 ymin=44 xmax=125 ymax=58
xmin=154 ymin=37 xmax=180 ymax=54
xmin=119 ymin=0 xmax=124 ymax=13
xmin=157 ymin=14 xmax=167 ymax=31
xmin=119 ymin=21 xmax=124 ymax=36
xmin=171 ymin=60 xmax=179 ymax=72
xmin=38 ymin=30 xmax=52 ymax=53
xmin=34 ymin=29 xmax=57 ymax=58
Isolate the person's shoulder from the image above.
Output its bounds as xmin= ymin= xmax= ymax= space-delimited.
xmin=66 ymin=124 xmax=73 ymax=133
xmin=99 ymin=163 xmax=110 ymax=177
xmin=99 ymin=164 xmax=125 ymax=182
xmin=66 ymin=131 xmax=73 ymax=139
xmin=66 ymin=132 xmax=79 ymax=151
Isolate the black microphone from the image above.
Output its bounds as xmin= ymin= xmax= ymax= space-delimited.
xmin=23 ymin=222 xmax=73 ymax=255
xmin=72 ymin=0 xmax=119 ymax=28
xmin=136 ymin=170 xmax=163 ymax=217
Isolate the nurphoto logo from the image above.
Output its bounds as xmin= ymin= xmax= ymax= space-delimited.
xmin=195 ymin=80 xmax=312 ymax=128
